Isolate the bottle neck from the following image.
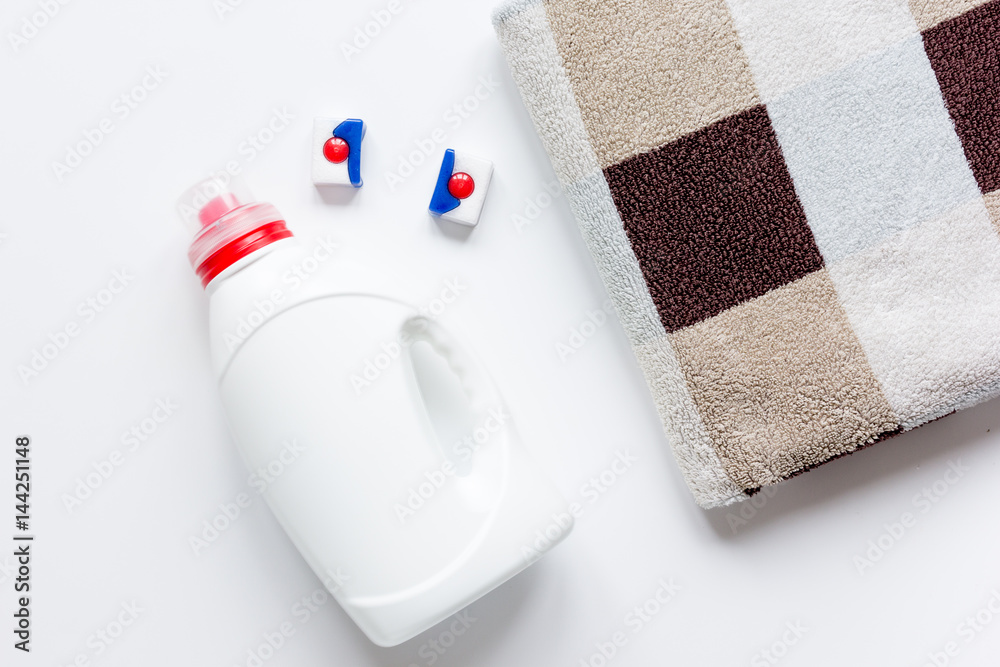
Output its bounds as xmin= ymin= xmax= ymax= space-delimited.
xmin=203 ymin=234 xmax=298 ymax=294
xmin=195 ymin=221 xmax=293 ymax=288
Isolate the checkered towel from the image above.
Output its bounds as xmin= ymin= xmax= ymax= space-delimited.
xmin=493 ymin=0 xmax=1000 ymax=507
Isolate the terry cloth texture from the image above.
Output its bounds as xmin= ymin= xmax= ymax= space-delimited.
xmin=493 ymin=0 xmax=1000 ymax=507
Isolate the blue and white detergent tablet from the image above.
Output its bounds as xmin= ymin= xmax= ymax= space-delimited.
xmin=312 ymin=117 xmax=365 ymax=187
xmin=429 ymin=149 xmax=493 ymax=226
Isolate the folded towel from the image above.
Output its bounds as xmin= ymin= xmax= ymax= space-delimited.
xmin=494 ymin=0 xmax=1000 ymax=507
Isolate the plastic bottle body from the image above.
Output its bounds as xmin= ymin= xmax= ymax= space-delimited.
xmin=207 ymin=240 xmax=572 ymax=646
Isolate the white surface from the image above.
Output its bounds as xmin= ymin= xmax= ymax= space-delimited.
xmin=2 ymin=1 xmax=1000 ymax=666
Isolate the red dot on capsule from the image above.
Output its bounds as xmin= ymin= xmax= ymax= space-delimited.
xmin=323 ymin=137 xmax=349 ymax=164
xmin=447 ymin=172 xmax=475 ymax=199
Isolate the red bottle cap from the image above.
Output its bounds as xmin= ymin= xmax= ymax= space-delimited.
xmin=177 ymin=177 xmax=293 ymax=288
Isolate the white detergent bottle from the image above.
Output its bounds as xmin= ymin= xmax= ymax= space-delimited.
xmin=177 ymin=177 xmax=572 ymax=647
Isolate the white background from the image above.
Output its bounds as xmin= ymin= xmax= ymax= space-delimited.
xmin=2 ymin=1 xmax=1000 ymax=665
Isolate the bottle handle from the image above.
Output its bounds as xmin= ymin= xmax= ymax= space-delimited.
xmin=402 ymin=315 xmax=502 ymax=422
